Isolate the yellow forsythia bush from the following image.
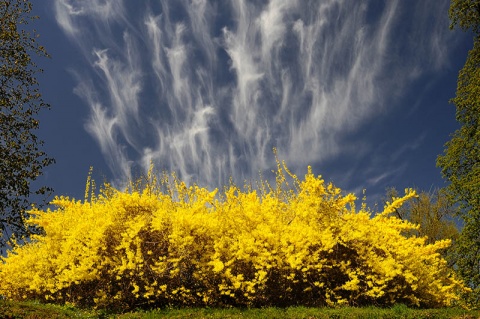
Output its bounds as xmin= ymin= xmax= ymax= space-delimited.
xmin=0 ymin=163 xmax=467 ymax=310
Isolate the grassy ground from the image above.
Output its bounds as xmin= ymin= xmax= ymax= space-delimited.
xmin=1 ymin=300 xmax=479 ymax=319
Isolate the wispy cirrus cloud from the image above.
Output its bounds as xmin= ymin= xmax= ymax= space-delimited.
xmin=54 ymin=0 xmax=126 ymax=40
xmin=53 ymin=0 xmax=455 ymax=193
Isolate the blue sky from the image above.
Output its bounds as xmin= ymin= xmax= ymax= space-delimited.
xmin=31 ymin=0 xmax=472 ymax=207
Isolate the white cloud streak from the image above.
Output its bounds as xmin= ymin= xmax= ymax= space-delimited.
xmin=54 ymin=0 xmax=455 ymax=192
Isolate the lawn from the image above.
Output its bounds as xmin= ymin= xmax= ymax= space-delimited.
xmin=1 ymin=300 xmax=479 ymax=319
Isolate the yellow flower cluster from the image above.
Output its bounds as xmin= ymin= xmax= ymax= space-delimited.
xmin=0 ymin=163 xmax=467 ymax=310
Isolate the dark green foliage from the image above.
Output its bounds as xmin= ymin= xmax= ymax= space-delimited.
xmin=0 ymin=0 xmax=54 ymax=251
xmin=437 ymin=0 xmax=480 ymax=305
xmin=449 ymin=0 xmax=480 ymax=33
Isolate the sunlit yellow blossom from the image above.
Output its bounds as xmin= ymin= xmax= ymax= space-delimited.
xmin=0 ymin=162 xmax=467 ymax=310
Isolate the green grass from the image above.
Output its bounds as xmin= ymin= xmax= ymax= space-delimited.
xmin=1 ymin=300 xmax=479 ymax=319
xmin=0 ymin=299 xmax=96 ymax=318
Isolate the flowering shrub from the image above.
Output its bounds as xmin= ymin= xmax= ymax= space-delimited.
xmin=0 ymin=163 xmax=467 ymax=310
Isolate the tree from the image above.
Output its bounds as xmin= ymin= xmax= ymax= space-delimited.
xmin=0 ymin=0 xmax=54 ymax=251
xmin=382 ymin=188 xmax=459 ymax=261
xmin=437 ymin=0 xmax=480 ymax=303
